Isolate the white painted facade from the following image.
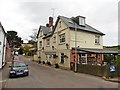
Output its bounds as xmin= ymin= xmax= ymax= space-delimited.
xmin=36 ymin=16 xmax=105 ymax=69
xmin=0 ymin=25 xmax=6 ymax=69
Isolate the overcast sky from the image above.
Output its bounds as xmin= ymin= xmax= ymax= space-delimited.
xmin=0 ymin=0 xmax=119 ymax=46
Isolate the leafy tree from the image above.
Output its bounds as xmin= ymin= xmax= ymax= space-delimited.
xmin=18 ymin=47 xmax=24 ymax=55
xmin=118 ymin=45 xmax=120 ymax=50
xmin=7 ymin=31 xmax=23 ymax=48
xmin=23 ymin=44 xmax=31 ymax=56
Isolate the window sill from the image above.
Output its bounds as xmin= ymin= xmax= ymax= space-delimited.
xmin=46 ymin=45 xmax=50 ymax=47
xmin=95 ymin=43 xmax=100 ymax=45
xmin=59 ymin=43 xmax=65 ymax=45
xmin=60 ymin=62 xmax=64 ymax=64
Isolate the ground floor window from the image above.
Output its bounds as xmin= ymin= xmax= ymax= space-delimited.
xmin=60 ymin=53 xmax=64 ymax=64
xmin=78 ymin=54 xmax=103 ymax=65
xmin=79 ymin=54 xmax=87 ymax=64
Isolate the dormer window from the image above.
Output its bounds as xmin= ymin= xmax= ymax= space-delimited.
xmin=79 ymin=16 xmax=85 ymax=26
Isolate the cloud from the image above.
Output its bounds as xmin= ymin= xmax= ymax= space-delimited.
xmin=0 ymin=0 xmax=118 ymax=46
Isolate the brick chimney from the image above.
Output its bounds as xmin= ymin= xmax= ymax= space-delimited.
xmin=48 ymin=17 xmax=53 ymax=27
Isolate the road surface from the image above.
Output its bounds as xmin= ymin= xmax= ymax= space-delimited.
xmin=2 ymin=55 xmax=119 ymax=88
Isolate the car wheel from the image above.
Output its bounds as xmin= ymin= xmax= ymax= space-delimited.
xmin=9 ymin=75 xmax=12 ymax=78
xmin=26 ymin=72 xmax=29 ymax=76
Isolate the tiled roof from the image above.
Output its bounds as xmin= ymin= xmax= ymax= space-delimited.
xmin=60 ymin=16 xmax=105 ymax=35
xmin=72 ymin=47 xmax=118 ymax=54
xmin=37 ymin=15 xmax=105 ymax=39
xmin=36 ymin=25 xmax=51 ymax=38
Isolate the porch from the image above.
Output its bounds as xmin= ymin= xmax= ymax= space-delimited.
xmin=71 ymin=48 xmax=118 ymax=65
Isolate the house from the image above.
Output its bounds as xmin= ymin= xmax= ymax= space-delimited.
xmin=21 ymin=43 xmax=33 ymax=48
xmin=21 ymin=43 xmax=34 ymax=56
xmin=0 ymin=22 xmax=7 ymax=68
xmin=36 ymin=17 xmax=54 ymax=63
xmin=36 ymin=15 xmax=117 ymax=69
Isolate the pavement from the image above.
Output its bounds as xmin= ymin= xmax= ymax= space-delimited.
xmin=30 ymin=56 xmax=120 ymax=84
xmin=103 ymin=77 xmax=120 ymax=83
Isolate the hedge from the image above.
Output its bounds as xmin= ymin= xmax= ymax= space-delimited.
xmin=73 ymin=64 xmax=120 ymax=78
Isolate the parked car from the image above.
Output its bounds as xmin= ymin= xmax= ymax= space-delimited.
xmin=9 ymin=61 xmax=29 ymax=78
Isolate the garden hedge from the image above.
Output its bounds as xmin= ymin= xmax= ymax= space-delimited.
xmin=73 ymin=64 xmax=120 ymax=78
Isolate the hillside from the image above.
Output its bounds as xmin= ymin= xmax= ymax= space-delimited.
xmin=104 ymin=45 xmax=120 ymax=51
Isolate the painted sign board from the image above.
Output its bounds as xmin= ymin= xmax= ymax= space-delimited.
xmin=109 ymin=64 xmax=116 ymax=72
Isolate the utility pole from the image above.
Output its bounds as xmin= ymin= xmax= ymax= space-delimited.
xmin=51 ymin=8 xmax=55 ymax=24
xmin=75 ymin=23 xmax=77 ymax=72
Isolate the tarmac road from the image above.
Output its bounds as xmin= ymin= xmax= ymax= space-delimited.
xmin=2 ymin=55 xmax=119 ymax=88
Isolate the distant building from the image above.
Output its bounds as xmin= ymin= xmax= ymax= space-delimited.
xmin=21 ymin=43 xmax=33 ymax=48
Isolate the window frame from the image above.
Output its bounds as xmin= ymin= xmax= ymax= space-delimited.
xmin=59 ymin=21 xmax=61 ymax=28
xmin=39 ymin=41 xmax=42 ymax=48
xmin=95 ymin=35 xmax=100 ymax=45
xmin=79 ymin=17 xmax=85 ymax=26
xmin=59 ymin=33 xmax=65 ymax=44
xmin=53 ymin=36 xmax=56 ymax=43
xmin=46 ymin=38 xmax=50 ymax=46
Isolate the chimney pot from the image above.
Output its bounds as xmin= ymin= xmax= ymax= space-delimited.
xmin=49 ymin=17 xmax=53 ymax=27
xmin=46 ymin=24 xmax=49 ymax=27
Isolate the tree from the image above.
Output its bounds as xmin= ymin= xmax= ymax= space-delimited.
xmin=28 ymin=29 xmax=37 ymax=48
xmin=29 ymin=29 xmax=37 ymax=42
xmin=23 ymin=44 xmax=31 ymax=56
xmin=18 ymin=47 xmax=24 ymax=55
xmin=7 ymin=31 xmax=23 ymax=48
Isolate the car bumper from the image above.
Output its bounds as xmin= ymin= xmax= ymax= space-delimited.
xmin=9 ymin=72 xmax=29 ymax=77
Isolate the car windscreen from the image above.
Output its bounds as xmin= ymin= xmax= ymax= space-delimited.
xmin=13 ymin=62 xmax=26 ymax=67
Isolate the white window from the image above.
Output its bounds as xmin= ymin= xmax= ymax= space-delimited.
xmin=53 ymin=36 xmax=56 ymax=43
xmin=46 ymin=38 xmax=50 ymax=46
xmin=79 ymin=17 xmax=85 ymax=26
xmin=59 ymin=33 xmax=65 ymax=44
xmin=40 ymin=30 xmax=42 ymax=37
xmin=80 ymin=54 xmax=87 ymax=64
xmin=59 ymin=21 xmax=61 ymax=28
xmin=39 ymin=41 xmax=42 ymax=47
xmin=95 ymin=35 xmax=100 ymax=44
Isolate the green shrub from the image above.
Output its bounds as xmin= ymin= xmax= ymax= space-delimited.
xmin=77 ymin=64 xmax=106 ymax=77
xmin=75 ymin=64 xmax=120 ymax=78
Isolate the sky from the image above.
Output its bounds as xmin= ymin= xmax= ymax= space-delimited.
xmin=0 ymin=0 xmax=119 ymax=46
